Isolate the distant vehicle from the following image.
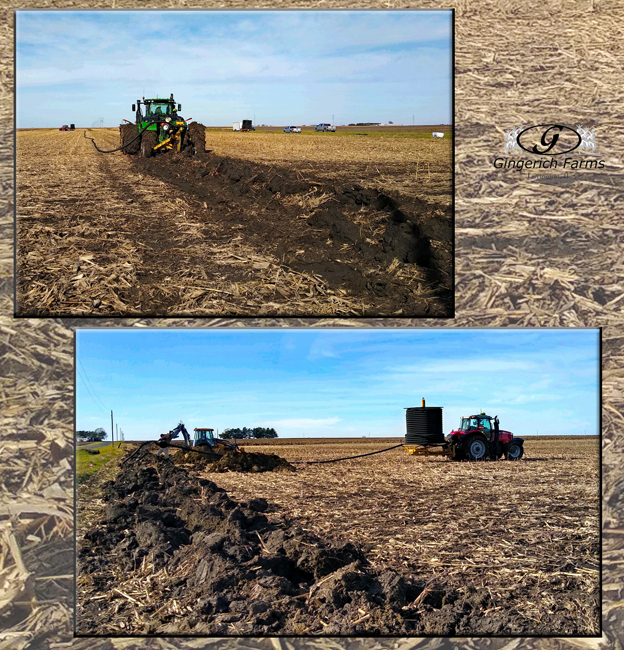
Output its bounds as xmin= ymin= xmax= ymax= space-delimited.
xmin=432 ymin=132 xmax=445 ymax=138
xmin=70 ymin=124 xmax=75 ymax=130
xmin=315 ymin=123 xmax=336 ymax=132
xmin=59 ymin=125 xmax=70 ymax=131
xmin=233 ymin=120 xmax=255 ymax=132
xmin=284 ymin=126 xmax=301 ymax=133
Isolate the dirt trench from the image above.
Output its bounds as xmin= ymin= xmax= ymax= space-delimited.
xmin=17 ymin=129 xmax=452 ymax=316
xmin=131 ymin=148 xmax=453 ymax=316
xmin=77 ymin=447 xmax=587 ymax=636
xmin=76 ymin=448 xmax=487 ymax=636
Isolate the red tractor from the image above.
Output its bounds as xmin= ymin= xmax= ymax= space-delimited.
xmin=59 ymin=125 xmax=70 ymax=131
xmin=446 ymin=413 xmax=524 ymax=461
xmin=404 ymin=403 xmax=525 ymax=461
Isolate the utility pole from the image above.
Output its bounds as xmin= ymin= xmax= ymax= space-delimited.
xmin=111 ymin=410 xmax=114 ymax=447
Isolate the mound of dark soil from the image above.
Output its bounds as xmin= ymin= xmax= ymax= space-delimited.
xmin=80 ymin=448 xmax=576 ymax=636
xmin=209 ymin=449 xmax=296 ymax=473
xmin=77 ymin=447 xmax=445 ymax=635
xmin=186 ymin=122 xmax=206 ymax=154
xmin=172 ymin=447 xmax=295 ymax=473
xmin=132 ymin=151 xmax=452 ymax=317
xmin=172 ymin=447 xmax=218 ymax=468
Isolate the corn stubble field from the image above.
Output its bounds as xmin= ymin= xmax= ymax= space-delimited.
xmin=76 ymin=436 xmax=599 ymax=637
xmin=16 ymin=127 xmax=452 ymax=318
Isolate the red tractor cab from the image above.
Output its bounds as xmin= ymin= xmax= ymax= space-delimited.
xmin=446 ymin=413 xmax=524 ymax=461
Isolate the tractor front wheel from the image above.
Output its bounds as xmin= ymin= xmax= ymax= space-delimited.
xmin=140 ymin=130 xmax=158 ymax=158
xmin=465 ymin=435 xmax=488 ymax=461
xmin=507 ymin=442 xmax=524 ymax=460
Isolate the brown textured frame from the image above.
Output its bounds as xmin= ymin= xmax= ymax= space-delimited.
xmin=1 ymin=2 xmax=623 ymax=650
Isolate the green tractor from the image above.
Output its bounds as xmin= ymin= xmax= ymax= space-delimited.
xmin=119 ymin=94 xmax=205 ymax=158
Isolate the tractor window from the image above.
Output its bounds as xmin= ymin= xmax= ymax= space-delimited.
xmin=146 ymin=103 xmax=173 ymax=117
xmin=479 ymin=418 xmax=492 ymax=432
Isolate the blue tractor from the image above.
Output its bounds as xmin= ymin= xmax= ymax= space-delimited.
xmin=193 ymin=427 xmax=239 ymax=452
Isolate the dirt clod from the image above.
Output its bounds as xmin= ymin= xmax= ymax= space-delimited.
xmin=77 ymin=447 xmax=440 ymax=635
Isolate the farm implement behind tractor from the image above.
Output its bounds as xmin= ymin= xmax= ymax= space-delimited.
xmin=404 ymin=399 xmax=525 ymax=461
xmin=119 ymin=94 xmax=205 ymax=157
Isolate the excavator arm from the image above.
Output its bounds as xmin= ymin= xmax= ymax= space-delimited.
xmin=169 ymin=422 xmax=191 ymax=446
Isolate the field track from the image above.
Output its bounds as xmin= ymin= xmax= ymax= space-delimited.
xmin=17 ymin=128 xmax=452 ymax=317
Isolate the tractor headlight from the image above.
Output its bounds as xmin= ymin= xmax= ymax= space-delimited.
xmin=165 ymin=117 xmax=172 ymax=123
xmin=163 ymin=124 xmax=170 ymax=131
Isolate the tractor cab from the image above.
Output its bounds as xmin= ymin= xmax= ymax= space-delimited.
xmin=458 ymin=413 xmax=493 ymax=434
xmin=193 ymin=428 xmax=216 ymax=448
xmin=451 ymin=412 xmax=514 ymax=447
xmin=133 ymin=94 xmax=182 ymax=123
xmin=144 ymin=101 xmax=175 ymax=119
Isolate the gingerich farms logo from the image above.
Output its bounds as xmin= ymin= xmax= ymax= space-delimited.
xmin=494 ymin=124 xmax=604 ymax=177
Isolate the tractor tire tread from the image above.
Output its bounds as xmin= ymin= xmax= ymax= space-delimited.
xmin=120 ymin=123 xmax=140 ymax=155
xmin=140 ymin=130 xmax=158 ymax=158
xmin=464 ymin=434 xmax=488 ymax=461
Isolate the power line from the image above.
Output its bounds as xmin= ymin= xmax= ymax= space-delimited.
xmin=78 ymin=358 xmax=107 ymax=412
xmin=77 ymin=369 xmax=106 ymax=415
xmin=77 ymin=358 xmax=107 ymax=414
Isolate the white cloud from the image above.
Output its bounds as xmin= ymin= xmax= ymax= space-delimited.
xmin=17 ymin=11 xmax=452 ymax=126
xmin=307 ymin=341 xmax=339 ymax=361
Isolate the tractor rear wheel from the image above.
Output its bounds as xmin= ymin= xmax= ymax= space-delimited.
xmin=140 ymin=130 xmax=158 ymax=158
xmin=465 ymin=435 xmax=488 ymax=461
xmin=120 ymin=124 xmax=140 ymax=155
xmin=507 ymin=442 xmax=524 ymax=460
xmin=187 ymin=122 xmax=206 ymax=154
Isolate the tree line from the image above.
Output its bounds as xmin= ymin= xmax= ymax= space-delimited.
xmin=220 ymin=427 xmax=278 ymax=440
xmin=76 ymin=425 xmax=279 ymax=442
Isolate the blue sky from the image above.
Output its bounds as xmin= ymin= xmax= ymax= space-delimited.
xmin=16 ymin=10 xmax=452 ymax=128
xmin=75 ymin=329 xmax=600 ymax=441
